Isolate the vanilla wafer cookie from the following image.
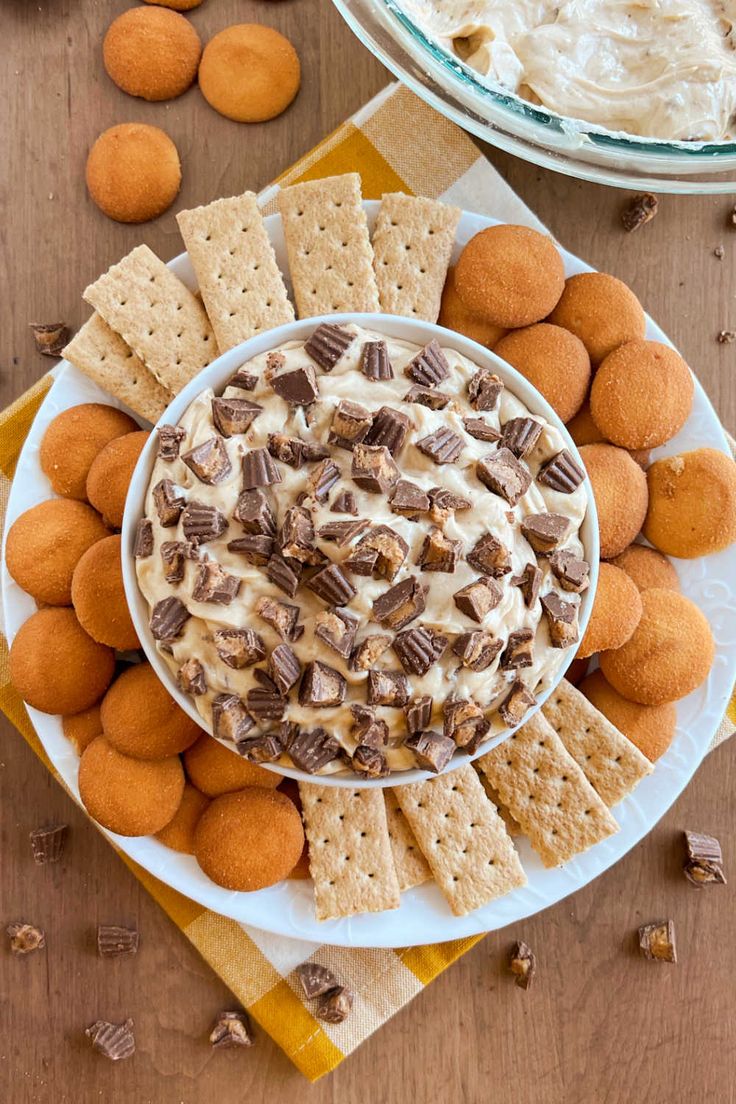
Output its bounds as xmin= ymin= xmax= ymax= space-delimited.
xmin=278 ymin=173 xmax=380 ymax=317
xmin=83 ymin=245 xmax=218 ymax=395
xmin=385 ymin=788 xmax=431 ymax=892
xmin=299 ymin=783 xmax=400 ymax=920
xmin=62 ymin=313 xmax=172 ymax=424
xmin=395 ymin=765 xmax=526 ymax=916
xmin=176 ymin=193 xmax=294 ymax=353
xmin=542 ymin=679 xmax=652 ymax=807
xmin=477 ymin=713 xmax=618 ymax=868
xmin=372 ymin=193 xmax=460 ymax=321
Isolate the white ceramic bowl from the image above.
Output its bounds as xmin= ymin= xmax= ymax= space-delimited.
xmin=121 ymin=313 xmax=599 ymax=787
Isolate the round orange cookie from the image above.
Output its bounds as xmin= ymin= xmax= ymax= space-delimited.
xmin=577 ymin=562 xmax=642 ymax=659
xmin=579 ymin=670 xmax=676 ymax=762
xmin=590 ymin=340 xmax=693 ymax=450
xmin=599 ymin=588 xmax=715 ymax=705
xmin=143 ymin=0 xmax=203 ymax=9
xmin=194 ymin=787 xmax=304 ymax=891
xmin=643 ymin=448 xmax=736 ymax=558
xmin=547 ymin=271 xmax=646 ymax=366
xmin=567 ymin=402 xmax=650 ymax=469
xmin=610 ymin=544 xmax=679 ymax=593
xmin=62 ymin=702 xmax=103 ymax=756
xmin=454 ymin=225 xmax=565 ymax=329
xmin=156 ymin=783 xmax=210 ymax=853
xmin=86 ymin=430 xmax=149 ymax=529
xmin=71 ymin=535 xmax=139 ymax=651
xmin=494 ymin=323 xmax=590 ymax=423
xmin=79 ymin=736 xmax=184 ymax=837
xmin=40 ymin=404 xmax=138 ymax=500
xmin=103 ymin=6 xmax=201 ymax=101
xmin=10 ymin=608 xmax=115 ymax=715
xmin=86 ymin=124 xmax=181 ymax=224
xmin=579 ymin=443 xmax=648 ymax=559
xmin=6 ymin=499 xmax=109 ymax=606
xmin=101 ymin=662 xmax=202 ymax=759
xmin=184 ymin=733 xmax=280 ymax=796
xmin=438 ymin=267 xmax=507 ymax=348
xmin=199 ymin=24 xmax=301 ymax=123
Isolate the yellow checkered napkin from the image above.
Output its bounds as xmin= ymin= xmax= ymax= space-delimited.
xmin=0 ymin=84 xmax=734 ymax=1081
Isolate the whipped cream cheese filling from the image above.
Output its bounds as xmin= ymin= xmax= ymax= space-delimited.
xmin=400 ymin=0 xmax=736 ymax=141
xmin=136 ymin=323 xmax=588 ymax=775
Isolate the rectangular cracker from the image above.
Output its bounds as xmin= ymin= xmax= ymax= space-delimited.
xmin=299 ymin=783 xmax=400 ymax=921
xmin=278 ymin=173 xmax=380 ymax=317
xmin=542 ymin=679 xmax=652 ymax=807
xmin=385 ymin=788 xmax=431 ymax=891
xmin=477 ymin=712 xmax=619 ymax=868
xmin=372 ymin=193 xmax=460 ymax=321
xmin=395 ymin=765 xmax=526 ymax=916
xmin=477 ymin=772 xmax=522 ymax=836
xmin=83 ymin=245 xmax=219 ymax=395
xmin=62 ymin=313 xmax=172 ymax=424
xmin=176 ymin=192 xmax=294 ymax=353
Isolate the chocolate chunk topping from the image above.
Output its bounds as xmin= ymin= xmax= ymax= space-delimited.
xmin=520 ymin=513 xmax=570 ymax=553
xmin=352 ymin=525 xmax=409 ymax=581
xmin=266 ymin=554 xmax=300 ymax=598
xmin=417 ymin=527 xmax=462 ymax=573
xmin=468 ymin=368 xmax=503 ymax=411
xmin=511 ymin=562 xmax=542 ymax=608
xmin=467 ymin=533 xmax=511 ymax=577
xmin=314 ymin=608 xmax=359 ymax=659
xmin=453 ymin=576 xmax=502 ymax=623
xmin=212 ymin=396 xmax=262 ymax=438
xmin=499 ymin=679 xmax=535 ymax=727
xmin=157 ymin=424 xmax=186 ymax=460
xmin=150 ymin=596 xmax=190 ymax=641
xmin=213 ymin=628 xmax=266 ymax=670
xmin=246 ymin=684 xmax=286 ymax=723
xmin=330 ymin=489 xmax=358 ymax=515
xmin=500 ymin=627 xmax=534 ymax=670
xmin=403 ymin=385 xmax=451 ymax=410
xmin=182 ymin=435 xmax=232 ymax=485
xmin=477 ymin=447 xmax=531 ymax=505
xmin=364 ymin=405 xmax=411 ymax=456
xmin=360 ymin=339 xmax=394 ymax=380
xmin=317 ymin=986 xmax=354 ymax=1024
xmin=296 ymin=962 xmax=338 ymax=1000
xmin=350 ymin=704 xmax=389 ymax=748
xmin=537 ymin=449 xmax=585 ymax=493
xmin=238 ymin=732 xmax=284 ymax=764
xmin=405 ymin=340 xmax=450 ymax=386
xmin=267 ymin=433 xmax=329 ymax=468
xmin=329 ymin=400 xmax=373 ymax=450
xmin=509 ymin=941 xmax=536 ymax=990
xmin=6 ymin=921 xmax=45 ymax=955
xmin=227 ymin=366 xmax=258 ymax=391
xmin=638 ymin=919 xmax=677 ymax=963
xmin=444 ymin=698 xmax=489 ymax=751
xmin=242 ymin=447 xmax=282 ymax=490
xmin=182 ymin=501 xmax=228 ymax=544
xmin=683 ymin=831 xmax=727 ymax=887
xmin=305 ymin=458 xmax=341 ymax=503
xmin=271 ymin=363 xmax=320 ymax=405
xmin=350 ymin=633 xmax=392 ymax=671
xmin=428 ymin=486 xmax=471 ymax=523
xmin=501 ymin=417 xmax=543 ymax=459
xmin=307 ymin=562 xmax=357 ymax=606
xmin=352 ymin=745 xmax=389 ymax=779
xmin=265 ymin=351 xmax=286 ymax=379
xmin=299 ymin=661 xmax=347 ymax=707
xmin=227 ymin=534 xmax=274 ymax=565
xmin=351 ymin=443 xmax=399 ymax=494
xmin=392 ymin=625 xmax=448 ymax=676
xmin=256 ymin=596 xmax=302 ymax=641
xmin=540 ymin=592 xmax=579 ymax=647
xmin=279 ymin=505 xmax=317 ymax=563
xmin=389 ymin=479 xmax=431 ymax=517
xmin=267 ymin=643 xmax=301 ymax=694
xmin=161 ymin=540 xmax=188 ymax=584
xmin=463 ymin=416 xmax=501 ymax=442
xmin=373 ymin=576 xmax=427 ymax=630
xmin=404 ymin=695 xmax=433 ymax=734
xmin=29 ymin=823 xmax=67 ymax=865
xmin=405 ymin=730 xmax=455 ymax=773
xmin=234 ymin=489 xmax=276 ymax=535
xmin=305 ymin=323 xmax=354 ymax=370
xmin=317 ymin=518 xmax=369 ymax=546
xmin=343 ymin=544 xmax=378 ymax=576
xmin=192 ymin=562 xmax=241 ymax=605
xmin=134 ymin=517 xmax=153 ymax=558
xmin=177 ymin=657 xmax=207 ymax=696
xmin=212 ymin=693 xmax=254 ymax=743
xmin=367 ymin=669 xmax=410 ymax=707
xmin=287 ymin=727 xmax=342 ymax=773
xmin=416 ymin=426 xmax=464 ymax=465
xmin=549 ymin=550 xmax=590 ymax=593
xmin=85 ymin=1019 xmax=136 ymax=1061
xmin=152 ymin=478 xmax=185 ymax=527
xmin=452 ymin=631 xmax=503 ymax=672
xmin=209 ymin=1011 xmax=254 ymax=1049
xmin=97 ymin=925 xmax=139 ymax=959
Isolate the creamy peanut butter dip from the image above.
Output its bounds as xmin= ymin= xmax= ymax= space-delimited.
xmin=135 ymin=322 xmax=589 ymax=777
xmin=400 ymin=0 xmax=736 ymax=140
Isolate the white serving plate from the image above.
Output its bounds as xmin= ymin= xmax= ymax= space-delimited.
xmin=3 ymin=204 xmax=735 ymax=947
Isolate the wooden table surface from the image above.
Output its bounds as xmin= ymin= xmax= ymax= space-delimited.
xmin=2 ymin=2 xmax=735 ymax=1101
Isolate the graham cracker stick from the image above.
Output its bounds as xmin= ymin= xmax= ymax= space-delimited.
xmin=477 ymin=711 xmax=619 ymax=868
xmin=542 ymin=679 xmax=652 ymax=807
xmin=372 ymin=193 xmax=460 ymax=321
xmin=299 ymin=783 xmax=400 ymax=921
xmin=177 ymin=193 xmax=294 ymax=353
xmin=83 ymin=245 xmax=218 ymax=395
xmin=395 ymin=764 xmax=526 ymax=916
xmin=278 ymin=173 xmax=380 ymax=317
xmin=62 ymin=313 xmax=172 ymax=425
xmin=385 ymin=788 xmax=431 ymax=892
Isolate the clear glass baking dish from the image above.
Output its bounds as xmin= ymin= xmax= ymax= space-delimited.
xmin=332 ymin=0 xmax=736 ymax=194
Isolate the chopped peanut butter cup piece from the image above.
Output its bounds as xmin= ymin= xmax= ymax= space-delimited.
xmin=317 ymin=519 xmax=369 ymax=547
xmin=540 ymin=592 xmax=579 ymax=647
xmin=212 ymin=396 xmax=262 ymax=438
xmin=239 ymin=733 xmax=284 ymax=764
xmin=314 ymin=608 xmax=359 ymax=659
xmin=192 ymin=562 xmax=240 ymax=604
xmin=467 ymin=533 xmax=511 ymax=577
xmin=29 ymin=824 xmax=67 ymax=865
xmin=549 ymin=550 xmax=590 ymax=593
xmin=256 ymin=596 xmax=302 ymax=641
xmin=509 ymin=941 xmax=536 ymax=989
xmin=403 ymin=385 xmax=450 ymax=410
xmin=279 ymin=506 xmax=317 ymax=564
xmin=373 ymin=576 xmax=427 ymax=630
xmin=266 ymin=554 xmax=300 ymax=598
xmin=242 ymin=448 xmax=282 ymax=490
xmin=209 ymin=1011 xmax=254 ymax=1049
xmin=271 ymin=363 xmax=320 ymax=405
xmin=428 ymin=486 xmax=471 ymax=524
xmin=405 ymin=340 xmax=450 ymax=387
xmin=367 ymin=669 xmax=410 ymax=707
xmin=329 ymin=400 xmax=373 ymax=450
xmin=317 ymin=986 xmax=354 ymax=1024
xmin=405 ymin=730 xmax=455 ymax=773
xmin=268 ymin=643 xmax=302 ymax=694
xmin=351 ymin=443 xmax=399 ymax=494
xmin=352 ymin=525 xmax=409 ymax=581
xmin=182 ymin=501 xmax=228 ymax=544
xmin=212 ymin=693 xmax=253 ymax=743
xmin=500 ymin=628 xmax=534 ymax=670
xmin=288 ymin=727 xmax=342 ymax=773
xmin=97 ymin=925 xmax=139 ymax=959
xmin=296 ymin=962 xmax=338 ymax=1000
xmin=305 ymin=458 xmax=341 ymax=503
xmin=267 ymin=433 xmax=329 ymax=468
xmin=360 ymin=339 xmax=394 ymax=380
xmin=150 ymin=596 xmax=190 ymax=640
xmin=234 ymin=489 xmax=276 ymax=535
xmin=501 ymin=417 xmax=543 ymax=459
xmin=161 ymin=541 xmax=188 ymax=584
xmin=683 ymin=831 xmax=727 ymax=887
xmin=227 ymin=534 xmax=274 ymax=565
xmin=350 ymin=633 xmax=392 ymax=671
xmin=463 ymin=416 xmax=500 ymax=443
xmin=404 ymin=694 xmax=433 ymax=733
xmin=392 ymin=625 xmax=448 ymax=676
xmin=157 ymin=424 xmax=185 ymax=460
xmin=213 ymin=628 xmax=266 ymax=670
xmin=86 ymin=1019 xmax=135 ymax=1061
xmin=453 ymin=576 xmax=502 ymax=623
xmin=389 ymin=479 xmax=431 ymax=517
xmin=452 ymin=631 xmax=502 ymax=671
xmin=153 ymin=478 xmax=185 ymax=527
xmin=468 ymin=368 xmax=503 ymax=411
xmin=477 ymin=447 xmax=531 ymax=506
xmin=520 ymin=513 xmax=570 ymax=553
xmin=639 ymin=920 xmax=677 ymax=963
xmin=417 ymin=527 xmax=462 ymax=572
xmin=330 ymin=489 xmax=358 ymax=515
xmin=443 ymin=698 xmax=489 ymax=751
xmin=182 ymin=436 xmax=232 ymax=485
xmin=246 ymin=684 xmax=286 ymax=723
xmin=307 ymin=563 xmax=356 ymax=606
xmin=511 ymin=562 xmax=542 ymax=608
xmin=7 ymin=922 xmax=45 ymax=955
xmin=352 ymin=745 xmax=389 ymax=778
xmin=498 ymin=679 xmax=535 ymax=727
xmin=416 ymin=426 xmax=464 ymax=465
xmin=227 ymin=367 xmax=258 ymax=391
xmin=537 ymin=449 xmax=585 ymax=493
xmin=177 ymin=657 xmax=206 ymax=695
xmin=134 ymin=518 xmax=153 ymax=558
xmin=299 ymin=661 xmax=347 ymax=708
xmin=305 ymin=323 xmax=354 ymax=370
xmin=350 ymin=704 xmax=389 ymax=747
xmin=364 ymin=406 xmax=410 ymax=456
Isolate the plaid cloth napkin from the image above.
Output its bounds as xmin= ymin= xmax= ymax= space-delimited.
xmin=1 ymin=83 xmax=734 ymax=1082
